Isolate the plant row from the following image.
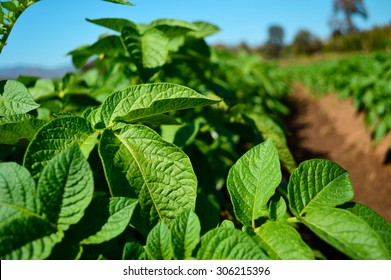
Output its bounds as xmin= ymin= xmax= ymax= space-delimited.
xmin=284 ymin=52 xmax=391 ymax=144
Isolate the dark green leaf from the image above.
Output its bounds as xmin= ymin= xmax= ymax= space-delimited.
xmin=145 ymin=221 xmax=173 ymax=260
xmin=37 ymin=146 xmax=94 ymax=231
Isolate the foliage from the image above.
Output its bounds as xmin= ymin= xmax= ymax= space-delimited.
xmin=0 ymin=2 xmax=390 ymax=260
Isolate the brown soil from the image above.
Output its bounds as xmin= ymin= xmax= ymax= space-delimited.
xmin=287 ymin=83 xmax=391 ymax=222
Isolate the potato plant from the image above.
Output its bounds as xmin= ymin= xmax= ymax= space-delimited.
xmin=0 ymin=0 xmax=390 ymax=260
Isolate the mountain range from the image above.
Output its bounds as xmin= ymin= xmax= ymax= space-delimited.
xmin=0 ymin=65 xmax=74 ymax=80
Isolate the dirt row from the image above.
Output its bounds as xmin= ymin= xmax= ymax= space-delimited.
xmin=287 ymin=84 xmax=391 ymax=222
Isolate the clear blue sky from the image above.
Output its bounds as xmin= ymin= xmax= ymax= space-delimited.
xmin=1 ymin=0 xmax=390 ymax=68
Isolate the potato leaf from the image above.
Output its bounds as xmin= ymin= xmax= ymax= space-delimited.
xmin=196 ymin=226 xmax=269 ymax=260
xmin=288 ymin=159 xmax=354 ymax=217
xmin=99 ymin=124 xmax=197 ymax=234
xmin=302 ymin=207 xmax=389 ymax=259
xmin=0 ymin=80 xmax=39 ymax=116
xmin=227 ymin=139 xmax=281 ymax=227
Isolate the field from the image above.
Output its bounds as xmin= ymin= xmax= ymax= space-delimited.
xmin=0 ymin=1 xmax=390 ymax=260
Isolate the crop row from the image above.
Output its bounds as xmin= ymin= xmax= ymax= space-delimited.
xmin=284 ymin=52 xmax=391 ymax=144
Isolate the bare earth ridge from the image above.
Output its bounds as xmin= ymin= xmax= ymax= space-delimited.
xmin=287 ymin=84 xmax=391 ymax=222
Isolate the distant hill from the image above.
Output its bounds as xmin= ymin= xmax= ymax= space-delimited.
xmin=0 ymin=65 xmax=74 ymax=80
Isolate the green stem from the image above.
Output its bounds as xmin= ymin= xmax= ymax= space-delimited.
xmin=287 ymin=217 xmax=299 ymax=224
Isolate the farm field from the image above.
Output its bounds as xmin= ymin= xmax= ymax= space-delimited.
xmin=287 ymin=83 xmax=391 ymax=222
xmin=0 ymin=0 xmax=390 ymax=260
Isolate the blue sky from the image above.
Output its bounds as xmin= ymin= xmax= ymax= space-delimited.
xmin=1 ymin=0 xmax=390 ymax=68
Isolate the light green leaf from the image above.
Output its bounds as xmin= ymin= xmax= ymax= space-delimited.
xmin=190 ymin=21 xmax=220 ymax=38
xmin=0 ymin=162 xmax=63 ymax=259
xmin=171 ymin=209 xmax=201 ymax=260
xmin=227 ymin=139 xmax=281 ymax=227
xmin=196 ymin=227 xmax=269 ymax=260
xmin=121 ymin=26 xmax=169 ymax=81
xmin=29 ymin=79 xmax=55 ymax=101
xmin=145 ymin=221 xmax=173 ymax=260
xmin=98 ymin=124 xmax=197 ymax=233
xmin=37 ymin=146 xmax=94 ymax=231
xmin=302 ymin=207 xmax=389 ymax=259
xmin=0 ymin=114 xmax=47 ymax=145
xmin=23 ymin=116 xmax=98 ymax=179
xmin=161 ymin=118 xmax=203 ymax=148
xmin=148 ymin=19 xmax=199 ymax=52
xmin=80 ymin=197 xmax=138 ymax=244
xmin=288 ymin=159 xmax=354 ymax=217
xmin=100 ymin=83 xmax=221 ymax=127
xmin=0 ymin=80 xmax=39 ymax=116
xmin=220 ymin=220 xmax=235 ymax=229
xmin=255 ymin=221 xmax=314 ymax=260
xmin=86 ymin=18 xmax=137 ymax=32
xmin=342 ymin=202 xmax=391 ymax=254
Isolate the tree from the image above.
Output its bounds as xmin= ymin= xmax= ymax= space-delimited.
xmin=263 ymin=24 xmax=284 ymax=58
xmin=330 ymin=0 xmax=368 ymax=34
xmin=291 ymin=29 xmax=322 ymax=55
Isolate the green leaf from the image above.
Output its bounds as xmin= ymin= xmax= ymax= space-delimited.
xmin=145 ymin=221 xmax=173 ymax=260
xmin=121 ymin=26 xmax=169 ymax=81
xmin=268 ymin=194 xmax=287 ymax=221
xmin=1 ymin=1 xmax=17 ymax=12
xmin=189 ymin=21 xmax=220 ymax=38
xmin=0 ymin=162 xmax=63 ymax=259
xmin=220 ymin=220 xmax=235 ymax=229
xmin=37 ymin=146 xmax=94 ymax=231
xmin=80 ymin=197 xmax=138 ymax=244
xmin=244 ymin=112 xmax=296 ymax=173
xmin=148 ymin=19 xmax=199 ymax=52
xmin=23 ymin=116 xmax=98 ymax=179
xmin=227 ymin=139 xmax=281 ymax=227
xmin=0 ymin=80 xmax=39 ymax=116
xmin=123 ymin=242 xmax=146 ymax=260
xmin=288 ymin=159 xmax=354 ymax=217
xmin=100 ymin=83 xmax=221 ymax=127
xmin=86 ymin=18 xmax=136 ymax=33
xmin=196 ymin=227 xmax=269 ymax=260
xmin=171 ymin=209 xmax=201 ymax=260
xmin=161 ymin=118 xmax=203 ymax=148
xmin=29 ymin=79 xmax=55 ymax=101
xmin=255 ymin=221 xmax=314 ymax=260
xmin=302 ymin=207 xmax=389 ymax=259
xmin=102 ymin=0 xmax=134 ymax=6
xmin=342 ymin=202 xmax=391 ymax=254
xmin=98 ymin=124 xmax=197 ymax=233
xmin=0 ymin=114 xmax=47 ymax=145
